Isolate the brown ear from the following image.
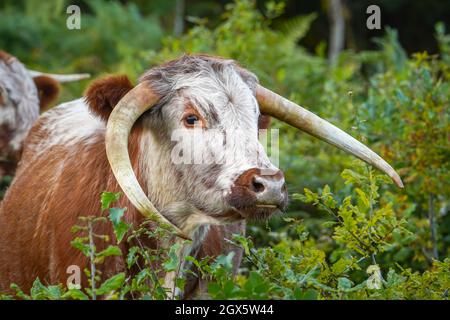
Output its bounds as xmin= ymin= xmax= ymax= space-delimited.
xmin=33 ymin=76 xmax=60 ymax=111
xmin=0 ymin=50 xmax=14 ymax=64
xmin=85 ymin=75 xmax=134 ymax=122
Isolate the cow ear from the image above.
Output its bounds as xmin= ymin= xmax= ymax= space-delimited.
xmin=85 ymin=75 xmax=134 ymax=122
xmin=33 ymin=76 xmax=60 ymax=111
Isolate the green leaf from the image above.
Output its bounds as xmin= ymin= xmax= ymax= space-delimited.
xmin=279 ymin=13 xmax=317 ymax=44
xmin=29 ymin=278 xmax=55 ymax=300
xmin=46 ymin=285 xmax=63 ymax=299
xmin=135 ymin=269 xmax=149 ymax=285
xmin=115 ymin=222 xmax=131 ymax=243
xmin=126 ymin=246 xmax=139 ymax=269
xmin=101 ymin=192 xmax=122 ymax=211
xmin=332 ymin=258 xmax=351 ymax=275
xmin=109 ymin=207 xmax=131 ymax=243
xmin=300 ymin=188 xmax=319 ymax=204
xmin=207 ymin=282 xmax=222 ymax=297
xmin=337 ymin=277 xmax=354 ymax=290
xmin=386 ymin=269 xmax=405 ymax=287
xmin=355 ymin=188 xmax=370 ymax=208
xmin=244 ymin=271 xmax=271 ymax=298
xmin=212 ymin=252 xmax=235 ymax=273
xmin=292 ymin=193 xmax=308 ymax=203
xmin=95 ymin=245 xmax=122 ymax=263
xmin=62 ymin=289 xmax=89 ymax=300
xmin=322 ymin=220 xmax=337 ymax=228
xmin=232 ymin=234 xmax=251 ymax=256
xmin=10 ymin=284 xmax=30 ymax=300
xmin=294 ymin=288 xmax=318 ymax=300
xmin=163 ymin=243 xmax=181 ymax=272
xmin=341 ymin=169 xmax=365 ymax=185
xmin=109 ymin=207 xmax=126 ymax=226
xmin=96 ymin=273 xmax=126 ymax=295
xmin=71 ymin=238 xmax=91 ymax=257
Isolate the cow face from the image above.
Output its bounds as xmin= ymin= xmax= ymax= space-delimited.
xmin=145 ymin=57 xmax=288 ymax=221
xmin=87 ymin=55 xmax=288 ymax=224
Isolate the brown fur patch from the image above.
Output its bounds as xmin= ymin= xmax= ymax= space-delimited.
xmin=85 ymin=75 xmax=134 ymax=122
xmin=33 ymin=76 xmax=60 ymax=111
xmin=0 ymin=125 xmax=11 ymax=152
xmin=0 ymin=51 xmax=14 ymax=64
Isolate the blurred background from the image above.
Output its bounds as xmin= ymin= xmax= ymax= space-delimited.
xmin=0 ymin=0 xmax=448 ymax=298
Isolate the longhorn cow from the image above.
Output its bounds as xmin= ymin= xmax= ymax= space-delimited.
xmin=0 ymin=50 xmax=89 ymax=180
xmin=0 ymin=54 xmax=402 ymax=298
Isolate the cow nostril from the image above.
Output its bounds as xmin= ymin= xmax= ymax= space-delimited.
xmin=251 ymin=178 xmax=265 ymax=193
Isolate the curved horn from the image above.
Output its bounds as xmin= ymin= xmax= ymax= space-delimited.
xmin=256 ymin=85 xmax=403 ymax=188
xmin=105 ymin=81 xmax=189 ymax=239
xmin=28 ymin=70 xmax=90 ymax=82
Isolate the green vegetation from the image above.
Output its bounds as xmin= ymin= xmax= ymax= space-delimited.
xmin=0 ymin=0 xmax=448 ymax=299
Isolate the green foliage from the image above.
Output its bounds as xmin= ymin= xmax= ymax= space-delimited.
xmin=183 ymin=164 xmax=448 ymax=300
xmin=357 ymin=44 xmax=450 ymax=262
xmin=1 ymin=166 xmax=448 ymax=300
xmin=0 ymin=0 xmax=163 ymax=71
xmin=0 ymin=175 xmax=12 ymax=200
xmin=0 ymin=0 xmax=165 ymax=101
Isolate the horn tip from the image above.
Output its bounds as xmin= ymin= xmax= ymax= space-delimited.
xmin=392 ymin=174 xmax=404 ymax=188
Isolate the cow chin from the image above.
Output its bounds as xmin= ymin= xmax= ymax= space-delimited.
xmin=224 ymin=184 xmax=288 ymax=222
xmin=226 ymin=205 xmax=282 ymax=222
xmin=178 ymin=202 xmax=280 ymax=225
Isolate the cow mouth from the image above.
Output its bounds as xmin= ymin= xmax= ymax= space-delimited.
xmin=225 ymin=189 xmax=288 ymax=222
xmin=228 ymin=204 xmax=283 ymax=222
xmin=196 ymin=203 xmax=282 ymax=224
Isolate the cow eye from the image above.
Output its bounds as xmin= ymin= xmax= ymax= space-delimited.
xmin=184 ymin=114 xmax=199 ymax=127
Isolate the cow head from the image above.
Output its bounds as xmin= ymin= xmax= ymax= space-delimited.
xmin=86 ymin=54 xmax=403 ymax=239
xmin=0 ymin=50 xmax=90 ymax=113
xmin=0 ymin=50 xmax=90 ymax=171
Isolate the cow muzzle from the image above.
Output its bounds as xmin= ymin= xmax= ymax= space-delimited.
xmin=227 ymin=168 xmax=288 ymax=220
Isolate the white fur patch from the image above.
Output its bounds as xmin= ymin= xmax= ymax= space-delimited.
xmin=31 ymin=98 xmax=105 ymax=155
